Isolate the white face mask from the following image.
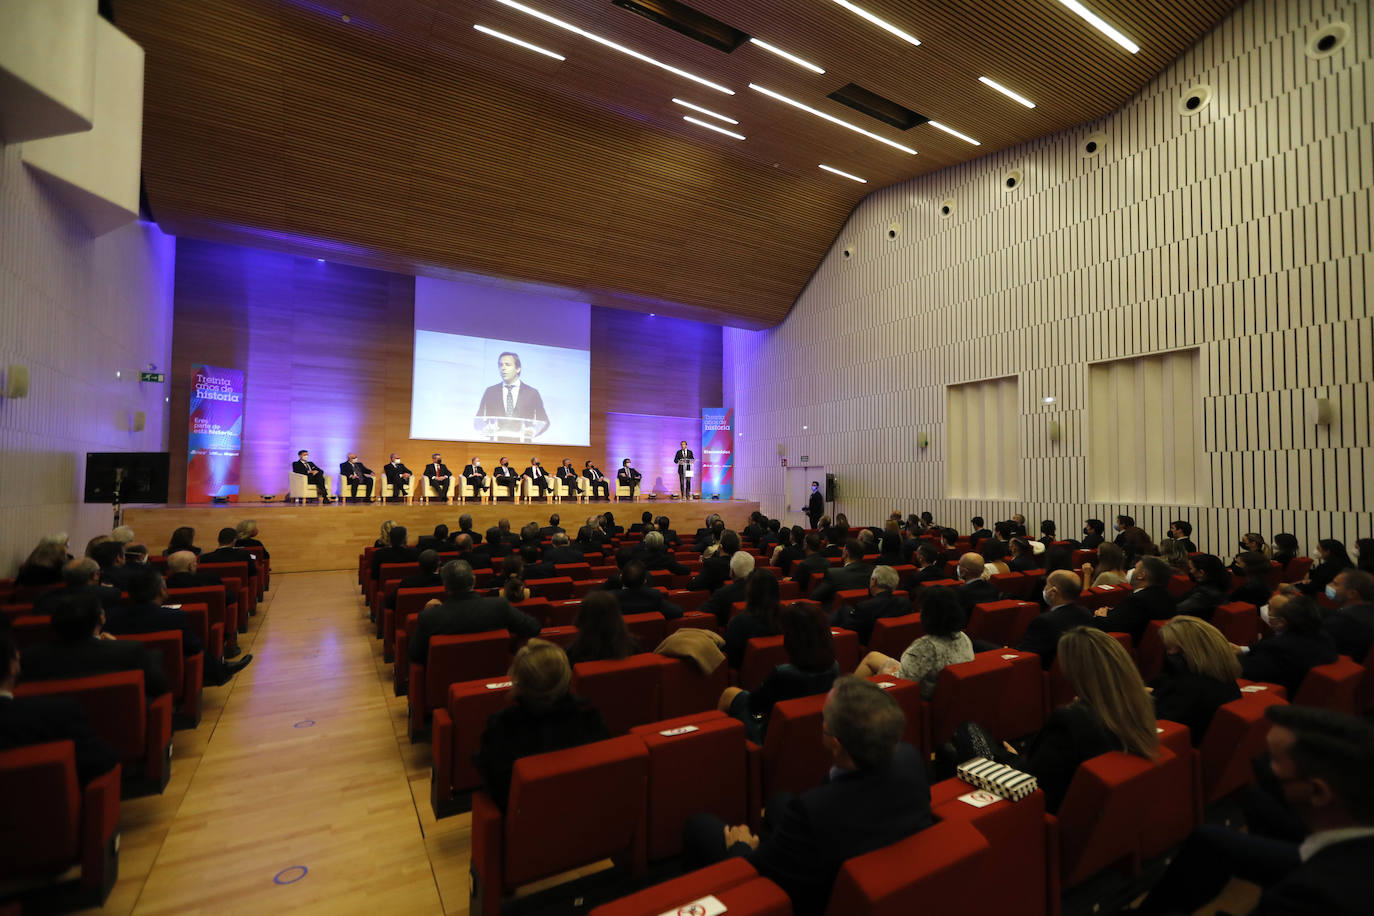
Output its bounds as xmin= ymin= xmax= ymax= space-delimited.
xmin=1042 ymin=589 xmax=1055 ymax=606
xmin=1259 ymin=605 xmax=1273 ymax=626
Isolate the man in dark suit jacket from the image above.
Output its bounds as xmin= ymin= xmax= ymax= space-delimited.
xmin=1322 ymin=570 xmax=1374 ymax=662
xmin=451 ymin=534 xmax=494 ymax=573
xmin=831 ymin=566 xmax=912 ymax=645
xmin=1079 ymin=519 xmax=1105 ymax=549
xmin=542 ymin=533 xmax=586 ymax=567
xmin=416 ymin=525 xmax=449 ymax=553
xmin=517 ymin=545 xmax=558 ymax=582
xmin=790 ymin=533 xmax=831 ymax=594
xmin=1112 ymin=515 xmax=1134 ymax=547
xmin=423 ymin=454 xmax=453 ymax=500
xmin=473 ymin=350 xmax=549 ymax=441
xmin=388 ymin=550 xmax=445 ymax=611
xmin=702 ymin=552 xmax=756 ymax=625
xmin=35 ymin=559 xmax=124 ymax=615
xmin=810 ymin=540 xmax=876 ymax=610
xmin=408 ymin=561 xmax=541 ymax=663
xmin=90 ymin=541 xmax=136 ymax=592
xmin=338 ymin=453 xmax=375 ymax=500
xmin=488 ymin=458 xmax=518 ymax=500
xmin=969 ymin=516 xmax=992 ymax=542
xmin=540 ymin=514 xmax=565 ymax=538
xmin=292 ymin=450 xmax=332 ymax=502
xmin=105 ymin=567 xmax=252 ymax=684
xmin=522 ymin=458 xmax=552 ymax=498
xmin=581 ymin=461 xmax=610 ymax=500
xmin=383 ymin=453 xmax=413 ymax=499
xmin=1093 ymin=557 xmax=1176 ymax=644
xmin=200 ymin=527 xmax=259 ymax=580
xmin=806 ymin=482 xmax=825 ymax=530
xmin=613 ymin=562 xmax=684 ymax=619
xmin=459 ymin=458 xmax=490 ymax=502
xmin=689 ymin=531 xmax=740 ymax=594
xmin=674 ymin=442 xmax=695 ymax=499
xmin=616 ymin=460 xmax=641 ymax=499
xmin=1017 ymin=571 xmax=1095 ymax=668
xmin=954 ymin=554 xmax=1001 ymax=624
xmin=1134 ymin=705 xmax=1374 ymax=916
xmin=1 ymin=630 xmax=118 ymax=786
xmin=685 ymin=677 xmax=932 ymax=916
xmin=371 ymin=526 xmax=418 ymax=580
xmin=641 ymin=532 xmax=688 ymax=575
xmin=21 ymin=592 xmax=169 ymax=697
xmin=902 ymin=543 xmax=948 ymax=592
xmin=628 ymin=511 xmax=653 ymax=535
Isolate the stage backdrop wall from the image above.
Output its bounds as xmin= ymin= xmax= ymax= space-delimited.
xmin=725 ymin=0 xmax=1372 ymax=559
xmin=168 ymin=239 xmax=722 ymax=506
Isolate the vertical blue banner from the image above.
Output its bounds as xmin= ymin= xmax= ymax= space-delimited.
xmin=186 ymin=364 xmax=244 ymax=502
xmin=700 ymin=408 xmax=734 ymax=499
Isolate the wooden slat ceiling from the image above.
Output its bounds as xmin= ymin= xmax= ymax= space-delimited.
xmin=115 ymin=0 xmax=1239 ymax=328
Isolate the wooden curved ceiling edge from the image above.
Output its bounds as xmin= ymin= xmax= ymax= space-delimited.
xmin=117 ymin=0 xmax=1239 ymax=328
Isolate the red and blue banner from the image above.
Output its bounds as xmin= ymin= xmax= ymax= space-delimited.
xmin=186 ymin=364 xmax=244 ymax=503
xmin=700 ymin=407 xmax=734 ymax=499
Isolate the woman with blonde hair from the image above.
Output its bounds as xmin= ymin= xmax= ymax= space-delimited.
xmin=1083 ymin=542 xmax=1129 ymax=588
xmin=1151 ymin=616 xmax=1241 ymax=744
xmin=375 ymin=519 xmax=396 ymax=549
xmin=475 ymin=639 xmax=608 ymax=811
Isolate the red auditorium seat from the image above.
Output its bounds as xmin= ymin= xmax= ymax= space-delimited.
xmin=664 ymin=611 xmax=719 ymax=635
xmin=758 ymin=692 xmax=829 ymax=798
xmin=0 ymin=742 xmax=122 ymax=905
xmin=1142 ymin=720 xmax=1201 ymax=859
xmin=1359 ymin=645 xmax=1374 ymax=713
xmin=16 ymin=671 xmax=173 ymax=796
xmin=967 ymin=600 xmax=1038 ymax=647
xmin=114 ymin=630 xmax=203 ymax=728
xmin=931 ymin=779 xmax=1049 ymax=916
xmin=869 ymin=612 xmax=923 ymax=659
xmin=623 ymin=612 xmax=668 ymax=649
xmin=535 ymin=625 xmax=576 ymax=649
xmin=371 ymin=562 xmax=419 ymax=622
xmin=471 ymin=736 xmax=649 ymax=916
xmin=1281 ymin=557 xmax=1313 ymax=583
xmin=386 ymin=586 xmax=444 ymax=662
xmin=923 ymin=654 xmax=1015 ymax=750
xmin=736 ymin=635 xmax=788 ymax=690
xmin=863 ymin=676 xmax=923 ymax=749
xmin=1080 ymin=584 xmax=1130 ymax=611
xmin=525 ymin=576 xmax=574 ymax=600
xmin=652 ymin=654 xmax=728 ymax=720
xmin=1051 ymin=749 xmax=1172 ymax=888
xmin=984 ymin=649 xmax=1046 ymax=740
xmin=11 ymin=615 xmax=56 ymax=651
xmin=1211 ymin=602 xmax=1259 ymax=647
xmin=430 ymin=676 xmax=514 ymax=817
xmin=167 ymin=585 xmax=236 ymax=653
xmin=199 ymin=570 xmax=250 ymax=632
xmin=589 ymin=860 xmax=788 ymax=916
xmin=572 ymin=655 xmax=663 ymax=735
xmin=629 ymin=712 xmax=754 ymax=860
xmin=826 ymin=818 xmax=989 ymax=915
xmin=1047 ymin=631 xmax=1133 ymax=709
xmin=830 ymin=627 xmax=860 ymax=672
xmin=1166 ymin=574 xmax=1192 ymax=599
xmin=667 ymin=589 xmax=711 ymax=613
xmin=554 ymin=562 xmax=591 ymax=580
xmin=197 ymin=560 xmax=259 ymax=612
xmin=1293 ymin=657 xmax=1364 ymax=715
xmin=408 ymin=630 xmax=512 ymax=741
xmin=1136 ymin=619 xmax=1167 ymax=681
xmin=990 ymin=572 xmax=1035 ymax=601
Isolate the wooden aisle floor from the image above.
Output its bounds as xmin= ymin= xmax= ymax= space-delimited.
xmin=79 ymin=569 xmax=467 ymax=915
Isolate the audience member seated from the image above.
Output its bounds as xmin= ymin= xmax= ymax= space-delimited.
xmin=724 ymin=572 xmax=783 ymax=669
xmin=21 ymin=592 xmax=169 ymax=697
xmin=91 ymin=540 xmax=135 ymax=591
xmin=1298 ymin=539 xmax=1353 ymax=597
xmin=628 ymin=511 xmax=654 ymax=535
xmin=980 ymin=538 xmax=1012 ymax=576
xmin=122 ymin=544 xmax=148 ymax=570
xmin=703 ymin=551 xmax=756 ymax=625
xmin=855 ymin=586 xmax=973 ymax=699
xmin=387 ymin=550 xmax=444 ymax=611
xmin=1230 ymin=550 xmax=1276 ymax=607
xmin=374 ymin=519 xmax=396 ymax=549
xmin=830 ymin=565 xmax=911 ymax=646
xmin=496 ymin=556 xmax=529 ymax=603
xmin=1016 ymin=570 xmax=1094 ymax=669
xmin=689 ymin=530 xmax=739 ymax=594
xmin=0 ymin=630 xmax=118 ymax=786
xmin=474 ymin=639 xmax=610 ymax=813
xmin=609 ymin=560 xmax=683 ymax=619
xmin=408 ymin=561 xmax=541 ymax=665
xmin=371 ymin=525 xmax=418 ymax=581
xmin=601 ymin=512 xmax=624 ymax=536
xmin=455 ymin=533 xmax=494 ymax=572
xmin=34 ymin=558 xmax=124 ymax=615
xmin=1093 ymin=556 xmax=1177 ymax=643
xmin=1270 ymin=532 xmax=1300 ymax=570
xmin=809 ymin=539 xmax=875 ymax=611
xmin=902 ymin=543 xmax=945 ymax=593
xmin=200 ymin=526 xmax=259 ymax=579
xmin=106 ymin=567 xmax=252 ymax=684
xmin=1321 ymin=569 xmax=1374 ymax=662
xmin=516 ymin=544 xmax=556 ymax=582
xmin=542 ymin=532 xmax=585 ymax=567
xmin=1234 ymin=593 xmax=1338 ymax=697
xmin=1079 ymin=518 xmax=1106 ymax=549
xmin=455 ymin=514 xmax=482 ymax=545
xmin=1150 ymin=616 xmax=1241 ymax=745
xmin=1236 ymin=531 xmax=1273 ymax=563
xmin=1166 ymin=519 xmax=1198 ymax=553
xmin=769 ymin=527 xmax=797 ymax=573
xmin=416 ymin=525 xmax=448 ymax=553
xmin=485 ymin=519 xmax=520 ymax=551
xmin=1008 ymin=537 xmax=1040 ymax=573
xmin=1176 ymin=553 xmax=1230 ymax=621
xmin=1042 ymin=544 xmax=1075 ymax=575
xmin=718 ymin=603 xmax=839 ymax=743
xmin=1119 ymin=525 xmax=1157 ymax=566
xmin=565 ymin=592 xmax=640 ymax=665
xmin=234 ymin=519 xmax=269 ymax=558
xmin=654 ymin=516 xmax=679 ymax=549
xmin=639 ymin=531 xmax=688 ymax=575
xmin=1134 ymin=705 xmax=1374 ymax=915
xmin=969 ymin=516 xmax=992 ymax=541
xmin=162 ymin=526 xmax=201 ymax=558
xmin=819 ymin=526 xmax=845 ymax=559
xmin=684 ymin=676 xmax=932 ymax=916
xmin=164 ymin=550 xmax=222 ymax=592
xmin=1037 ymin=519 xmax=1057 ymax=549
xmin=1158 ymin=537 xmax=1191 ymax=574
xmin=789 ymin=532 xmax=829 ymax=592
xmin=955 ymin=554 xmax=1000 ymax=623
xmin=15 ymin=536 xmax=68 ymax=588
xmin=1356 ymin=538 xmax=1374 ymax=575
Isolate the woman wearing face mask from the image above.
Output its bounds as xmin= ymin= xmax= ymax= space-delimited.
xmin=1229 ymin=551 xmax=1275 ymax=608
xmin=1175 ymin=554 xmax=1231 ymax=622
xmin=1297 ymin=539 xmax=1353 ymax=597
xmin=1151 ymin=616 xmax=1241 ymax=745
xmin=1232 ymin=593 xmax=1337 ymax=697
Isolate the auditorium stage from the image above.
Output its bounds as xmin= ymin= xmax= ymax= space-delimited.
xmin=121 ymin=498 xmax=761 ymax=573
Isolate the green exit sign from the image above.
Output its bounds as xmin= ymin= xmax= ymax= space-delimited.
xmin=139 ymin=371 xmax=166 ymax=383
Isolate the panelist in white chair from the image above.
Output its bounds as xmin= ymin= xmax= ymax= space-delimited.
xmin=292 ymin=450 xmax=332 ymax=503
xmin=522 ymin=457 xmax=552 ymax=499
xmin=556 ymin=458 xmax=584 ymax=500
xmin=492 ymin=457 xmax=520 ymax=501
xmin=462 ymin=457 xmax=490 ymax=501
xmin=424 ymin=453 xmax=453 ymax=501
xmin=617 ymin=458 xmax=642 ymax=500
xmin=384 ymin=453 xmax=413 ymax=500
xmin=339 ymin=453 xmax=376 ymax=501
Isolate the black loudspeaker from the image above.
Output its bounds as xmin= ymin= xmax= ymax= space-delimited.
xmin=825 ymin=473 xmax=837 ymax=502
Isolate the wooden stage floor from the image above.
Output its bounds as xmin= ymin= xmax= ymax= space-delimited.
xmin=123 ymin=498 xmax=760 ymax=573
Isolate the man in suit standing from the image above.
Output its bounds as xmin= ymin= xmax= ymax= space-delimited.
xmin=292 ymin=449 xmax=332 ymax=503
xmin=424 ymin=453 xmax=453 ymax=502
xmin=492 ymin=457 xmax=519 ymax=501
xmin=582 ymin=460 xmax=610 ymax=501
xmin=1093 ymin=556 xmax=1177 ymax=644
xmin=461 ymin=457 xmax=491 ymax=503
xmin=473 ymin=351 xmax=550 ymax=441
xmin=408 ymin=561 xmax=541 ymax=664
xmin=34 ymin=558 xmax=123 ymax=615
xmin=807 ymin=482 xmax=825 ymax=530
xmin=810 ymin=540 xmax=877 ymax=611
xmin=684 ymin=677 xmax=932 ymax=916
xmin=106 ymin=567 xmax=252 ymax=684
xmin=522 ymin=458 xmax=551 ymax=500
xmin=339 ymin=453 xmax=375 ymax=501
xmin=1017 ymin=570 xmax=1095 ymax=667
xmin=831 ymin=566 xmax=912 ymax=646
xmin=617 ymin=459 xmax=641 ymax=500
xmin=384 ymin=453 xmax=413 ymax=501
xmin=21 ymin=592 xmax=169 ymax=697
xmin=674 ymin=440 xmax=695 ymax=499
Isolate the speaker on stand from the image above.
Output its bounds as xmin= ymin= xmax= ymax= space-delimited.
xmin=825 ymin=473 xmax=837 ymax=520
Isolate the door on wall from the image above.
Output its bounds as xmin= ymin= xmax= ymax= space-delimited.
xmin=785 ymin=465 xmax=825 ymax=525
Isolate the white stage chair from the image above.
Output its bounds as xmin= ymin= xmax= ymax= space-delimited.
xmin=420 ymin=477 xmax=452 ymax=505
xmin=459 ymin=476 xmax=491 ymax=504
xmin=554 ymin=475 xmax=586 ymax=503
xmin=289 ymin=472 xmax=330 ymax=505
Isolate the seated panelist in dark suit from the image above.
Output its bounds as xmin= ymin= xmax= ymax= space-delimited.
xmin=1016 ymin=570 xmax=1095 ymax=668
xmin=20 ymin=592 xmax=169 ymax=697
xmin=809 ymin=540 xmax=876 ymax=611
xmin=383 ymin=453 xmax=413 ymax=499
xmin=555 ymin=459 xmax=582 ymax=498
xmin=1092 ymin=556 xmax=1177 ymax=644
xmin=371 ymin=526 xmax=418 ymax=581
xmin=200 ymin=527 xmax=259 ymax=580
xmin=473 ymin=350 xmax=550 ymax=442
xmin=1238 ymin=593 xmax=1338 ymax=698
xmin=292 ymin=449 xmax=332 ymax=502
xmin=0 ymin=630 xmax=118 ymax=787
xmin=830 ymin=566 xmax=912 ymax=646
xmin=408 ymin=560 xmax=541 ymax=664
xmin=582 ymin=461 xmax=610 ymax=500
xmin=616 ymin=459 xmax=641 ymax=500
xmin=685 ymin=677 xmax=932 ymax=916
xmin=338 ymin=453 xmax=375 ymax=500
xmin=492 ymin=457 xmax=519 ymax=500
xmin=423 ymin=453 xmax=452 ymax=499
xmin=522 ymin=458 xmax=551 ymax=498
xmin=35 ymin=559 xmax=123 ymax=615
xmin=461 ymin=458 xmax=491 ymax=500
xmin=105 ymin=567 xmax=252 ymax=685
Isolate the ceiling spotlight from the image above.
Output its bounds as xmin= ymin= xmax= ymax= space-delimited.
xmin=818 ymin=163 xmax=866 ymax=183
xmin=473 ymin=24 xmax=566 ymax=61
xmin=683 ymin=116 xmax=745 ymax=140
xmin=491 ymin=0 xmax=734 ymax=93
xmin=672 ymin=98 xmax=737 ymax=124
xmin=749 ymin=83 xmax=916 ymax=155
xmin=748 ymin=37 xmax=824 ymax=74
xmin=829 ymin=0 xmax=921 ymax=46
xmin=1054 ymin=0 xmax=1140 ymax=54
xmin=1042 ymin=396 xmax=1057 ymax=404
xmin=928 ymin=120 xmax=980 ymax=145
xmin=978 ymin=76 xmax=1036 ymax=108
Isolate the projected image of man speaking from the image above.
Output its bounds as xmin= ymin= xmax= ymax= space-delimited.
xmin=474 ymin=351 xmax=550 ymax=442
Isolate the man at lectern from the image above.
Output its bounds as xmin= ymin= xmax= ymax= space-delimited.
xmin=583 ymin=460 xmax=609 ymax=501
xmin=292 ymin=450 xmax=332 ymax=503
xmin=384 ymin=453 xmax=413 ymax=500
xmin=674 ymin=440 xmax=695 ymax=499
xmin=339 ymin=453 xmax=375 ymax=501
xmin=462 ymin=457 xmax=490 ymax=501
xmin=424 ymin=453 xmax=453 ymax=500
xmin=617 ymin=458 xmax=642 ymax=501
xmin=523 ymin=458 xmax=552 ymax=499
xmin=473 ymin=351 xmax=550 ymax=442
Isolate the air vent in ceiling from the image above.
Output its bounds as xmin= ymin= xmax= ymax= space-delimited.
xmin=826 ymin=83 xmax=927 ymax=131
xmin=610 ymin=0 xmax=750 ymax=53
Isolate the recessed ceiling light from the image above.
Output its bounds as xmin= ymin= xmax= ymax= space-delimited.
xmin=491 ymin=0 xmax=734 ymax=94
xmin=928 ymin=120 xmax=980 ymax=146
xmin=829 ymin=0 xmax=920 ymax=45
xmin=683 ymin=115 xmax=745 ymax=140
xmin=748 ymin=37 xmax=824 ymax=74
xmin=818 ymin=163 xmax=866 ymax=183
xmin=672 ymin=98 xmax=737 ymax=124
xmin=749 ymin=83 xmax=916 ymax=155
xmin=977 ymin=76 xmax=1036 ymax=109
xmin=1054 ymin=0 xmax=1140 ymax=54
xmin=1043 ymin=396 xmax=1057 ymax=404
xmin=473 ymin=24 xmax=566 ymax=61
